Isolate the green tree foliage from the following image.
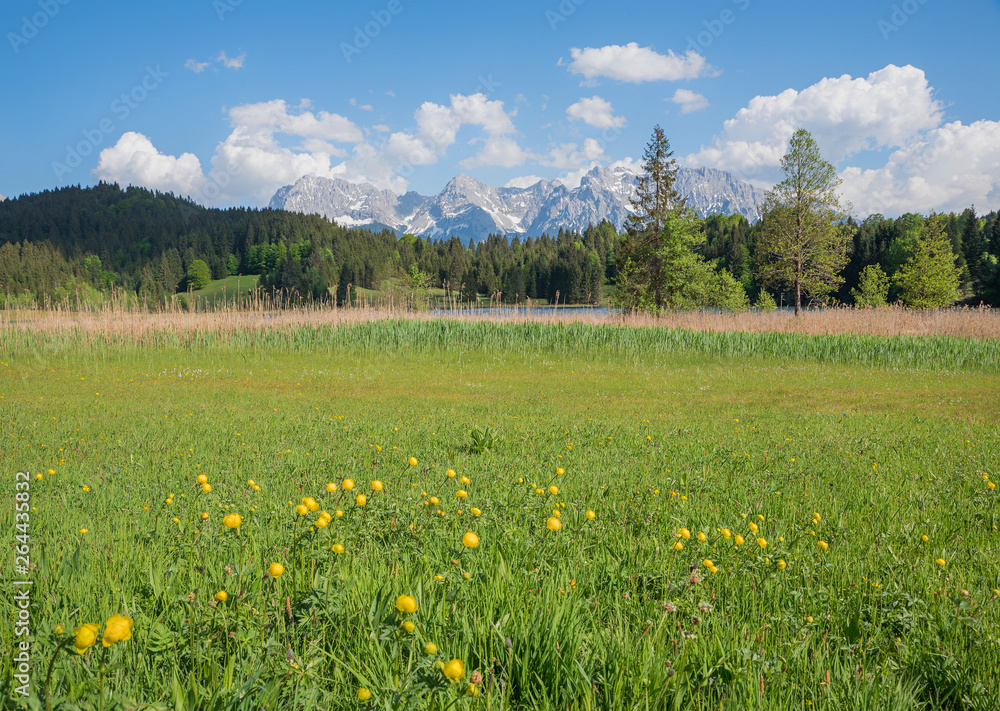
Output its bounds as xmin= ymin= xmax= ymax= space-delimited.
xmin=756 ymin=129 xmax=851 ymax=315
xmin=893 ymin=222 xmax=961 ymax=308
xmin=850 ymin=264 xmax=890 ymax=307
xmin=186 ymin=259 xmax=212 ymax=290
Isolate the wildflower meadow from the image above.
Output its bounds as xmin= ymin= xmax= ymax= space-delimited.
xmin=2 ymin=314 xmax=999 ymax=710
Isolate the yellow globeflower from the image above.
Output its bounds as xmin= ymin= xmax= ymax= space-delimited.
xmin=326 ymin=482 xmax=338 ymax=493
xmin=549 ymin=485 xmax=559 ymax=495
xmin=372 ymin=480 xmax=383 ymax=492
xmin=201 ymin=483 xmax=212 ymax=493
xmin=442 ymin=659 xmax=465 ymax=682
xmin=471 ymin=508 xmax=482 ymax=516
xmin=200 ymin=512 xmax=209 ymax=520
xmin=335 ymin=510 xmax=344 ymax=518
xmin=697 ymin=531 xmax=707 ymax=543
xmin=315 ymin=517 xmax=328 ymax=529
xmin=921 ymin=535 xmax=929 ymax=542
xmin=342 ymin=479 xmax=355 ymax=491
xmin=734 ymin=535 xmax=745 ymax=546
xmin=679 ymin=528 xmax=691 ymax=539
xmin=332 ymin=544 xmax=345 ymax=554
xmin=777 ymin=559 xmax=787 ymax=570
xmin=456 ymin=490 xmax=468 ymax=499
xmin=757 ymin=537 xmax=767 ymax=549
xmin=546 ymin=517 xmax=562 ymax=532
xmin=357 ymin=688 xmax=371 ymax=701
xmin=223 ymin=513 xmax=242 ymax=529
xmin=721 ymin=528 xmax=732 ymax=539
xmin=47 ymin=468 xmax=55 ymax=475
xmin=672 ymin=541 xmax=683 ymax=551
xmin=409 ymin=457 xmax=418 ymax=466
xmin=459 ymin=475 xmax=471 ymax=485
xmin=556 ymin=467 xmax=565 ymax=475
xmin=215 ymin=590 xmax=228 ymax=602
xmin=395 ymin=595 xmax=419 ymax=614
xmin=356 ymin=494 xmax=367 ymax=506
xmin=429 ymin=496 xmax=440 ymax=505
xmin=817 ymin=540 xmax=829 ymax=551
xmin=268 ymin=562 xmax=285 ymax=578
xmin=586 ymin=510 xmax=596 ymax=520
xmin=197 ymin=474 xmax=208 ymax=485
xmin=749 ymin=522 xmax=759 ymax=534
xmin=295 ymin=504 xmax=309 ymax=516
xmin=702 ymin=559 xmax=713 ymax=568
xmin=935 ymin=558 xmax=946 ymax=566
xmin=401 ymin=620 xmax=415 ymax=633
xmin=462 ymin=532 xmax=479 ymax=548
xmin=424 ymin=642 xmax=438 ymax=654
xmin=73 ymin=623 xmax=99 ymax=654
xmin=447 ymin=469 xmax=457 ymax=478
xmin=101 ymin=614 xmax=134 ymax=647
xmin=305 ymin=497 xmax=319 ymax=512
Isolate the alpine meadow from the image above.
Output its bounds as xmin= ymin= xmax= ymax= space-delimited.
xmin=3 ymin=1 xmax=1000 ymax=710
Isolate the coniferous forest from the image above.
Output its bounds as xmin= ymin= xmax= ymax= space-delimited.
xmin=1 ymin=182 xmax=999 ymax=308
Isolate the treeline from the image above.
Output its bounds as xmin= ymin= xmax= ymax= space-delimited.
xmin=1 ymin=182 xmax=999 ymax=307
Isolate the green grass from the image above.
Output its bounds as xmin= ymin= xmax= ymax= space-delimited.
xmin=189 ymin=275 xmax=261 ymax=305
xmin=2 ymin=321 xmax=999 ymax=709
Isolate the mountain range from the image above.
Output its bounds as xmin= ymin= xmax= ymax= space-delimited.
xmin=268 ymin=165 xmax=768 ymax=243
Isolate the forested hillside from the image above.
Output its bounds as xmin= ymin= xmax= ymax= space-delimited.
xmin=1 ymin=183 xmax=998 ymax=307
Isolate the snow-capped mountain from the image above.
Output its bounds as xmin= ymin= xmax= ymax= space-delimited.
xmin=268 ymin=166 xmax=768 ymax=242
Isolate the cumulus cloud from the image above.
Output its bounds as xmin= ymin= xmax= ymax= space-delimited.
xmin=216 ymin=50 xmax=246 ymax=70
xmin=567 ymin=43 xmax=710 ymax=83
xmin=566 ymin=96 xmax=626 ymax=129
xmin=539 ymin=138 xmax=606 ymax=171
xmin=684 ymin=63 xmax=999 ymax=216
xmin=504 ymin=175 xmax=545 ymax=189
xmin=670 ymin=89 xmax=709 ymax=114
xmin=184 ymin=59 xmax=210 ymax=73
xmin=685 ymin=64 xmax=944 ymax=185
xmin=94 ymin=132 xmax=206 ymax=196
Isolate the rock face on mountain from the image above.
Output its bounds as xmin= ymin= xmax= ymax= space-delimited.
xmin=268 ymin=165 xmax=768 ymax=242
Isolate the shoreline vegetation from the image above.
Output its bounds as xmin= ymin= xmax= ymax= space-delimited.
xmin=3 ymin=300 xmax=998 ymax=373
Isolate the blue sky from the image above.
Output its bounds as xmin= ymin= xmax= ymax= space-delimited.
xmin=3 ymin=0 xmax=999 ymax=216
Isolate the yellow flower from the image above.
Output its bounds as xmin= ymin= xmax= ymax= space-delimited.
xmin=215 ymin=590 xmax=228 ymax=602
xmin=395 ymin=595 xmax=418 ymax=614
xmin=697 ymin=531 xmax=707 ymax=543
xmin=549 ymin=485 xmax=559 ymax=495
xmin=357 ymin=688 xmax=371 ymax=701
xmin=356 ymin=494 xmax=367 ymax=506
xmin=935 ymin=558 xmax=946 ymax=567
xmin=429 ymin=496 xmax=440 ymax=505
xmin=734 ymin=535 xmax=745 ymax=545
xmin=672 ymin=541 xmax=683 ymax=551
xmin=817 ymin=541 xmax=829 ymax=551
xmin=372 ymin=480 xmax=383 ymax=491
xmin=268 ymin=562 xmax=285 ymax=578
xmin=806 ymin=616 xmax=814 ymax=624
xmin=546 ymin=517 xmax=562 ymax=531
xmin=757 ymin=537 xmax=767 ymax=549
xmin=342 ymin=478 xmax=355 ymax=491
xmin=295 ymin=504 xmax=308 ymax=516
xmin=409 ymin=457 xmax=418 ymax=466
xmin=702 ymin=559 xmax=713 ymax=568
xmin=197 ymin=474 xmax=208 ymax=484
xmin=466 ymin=684 xmax=479 ymax=697
xmin=424 ymin=642 xmax=438 ymax=654
xmin=73 ymin=623 xmax=99 ymax=654
xmin=332 ymin=544 xmax=345 ymax=554
xmin=172 ymin=517 xmax=179 ymax=523
xmin=101 ymin=614 xmax=134 ymax=647
xmin=434 ymin=574 xmax=444 ymax=581
xmin=585 ymin=510 xmax=596 ymax=520
xmin=442 ymin=659 xmax=465 ymax=682
xmin=200 ymin=512 xmax=209 ymax=520
xmin=401 ymin=620 xmax=415 ymax=633
xmin=749 ymin=522 xmax=759 ymax=534
xmin=79 ymin=528 xmax=88 ymax=535
xmin=35 ymin=472 xmax=43 ymax=480
xmin=471 ymin=507 xmax=482 ymax=516
xmin=456 ymin=490 xmax=468 ymax=498
xmin=679 ymin=528 xmax=691 ymax=539
xmin=460 ymin=475 xmax=471 ymax=485
xmin=462 ymin=532 xmax=479 ymax=548
xmin=47 ymin=468 xmax=55 ymax=475
xmin=335 ymin=510 xmax=344 ymax=518
xmin=305 ymin=497 xmax=319 ymax=512
xmin=315 ymin=517 xmax=328 ymax=529
xmin=223 ymin=513 xmax=242 ymax=529
xmin=556 ymin=467 xmax=565 ymax=476
xmin=326 ymin=482 xmax=338 ymax=493
xmin=447 ymin=468 xmax=457 ymax=478
xmin=777 ymin=559 xmax=787 ymax=570
xmin=721 ymin=528 xmax=731 ymax=539
xmin=921 ymin=535 xmax=929 ymax=542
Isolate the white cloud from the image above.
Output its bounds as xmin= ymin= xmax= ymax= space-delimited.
xmin=539 ymin=138 xmax=606 ymax=171
xmin=184 ymin=58 xmax=210 ymax=73
xmin=685 ymin=64 xmax=944 ymax=186
xmin=841 ymin=119 xmax=1000 ymax=216
xmin=684 ymin=63 xmax=999 ymax=216
xmin=671 ymin=89 xmax=709 ymax=114
xmin=567 ymin=43 xmax=710 ymax=83
xmin=227 ymin=99 xmax=363 ymax=143
xmin=461 ymin=136 xmax=533 ymax=169
xmin=505 ymin=175 xmax=545 ymax=189
xmin=216 ymin=50 xmax=246 ymax=70
xmin=93 ymin=132 xmax=206 ymax=196
xmin=566 ymin=96 xmax=626 ymax=129
xmin=372 ymin=124 xmax=391 ymax=132
xmin=350 ymin=98 xmax=374 ymax=111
